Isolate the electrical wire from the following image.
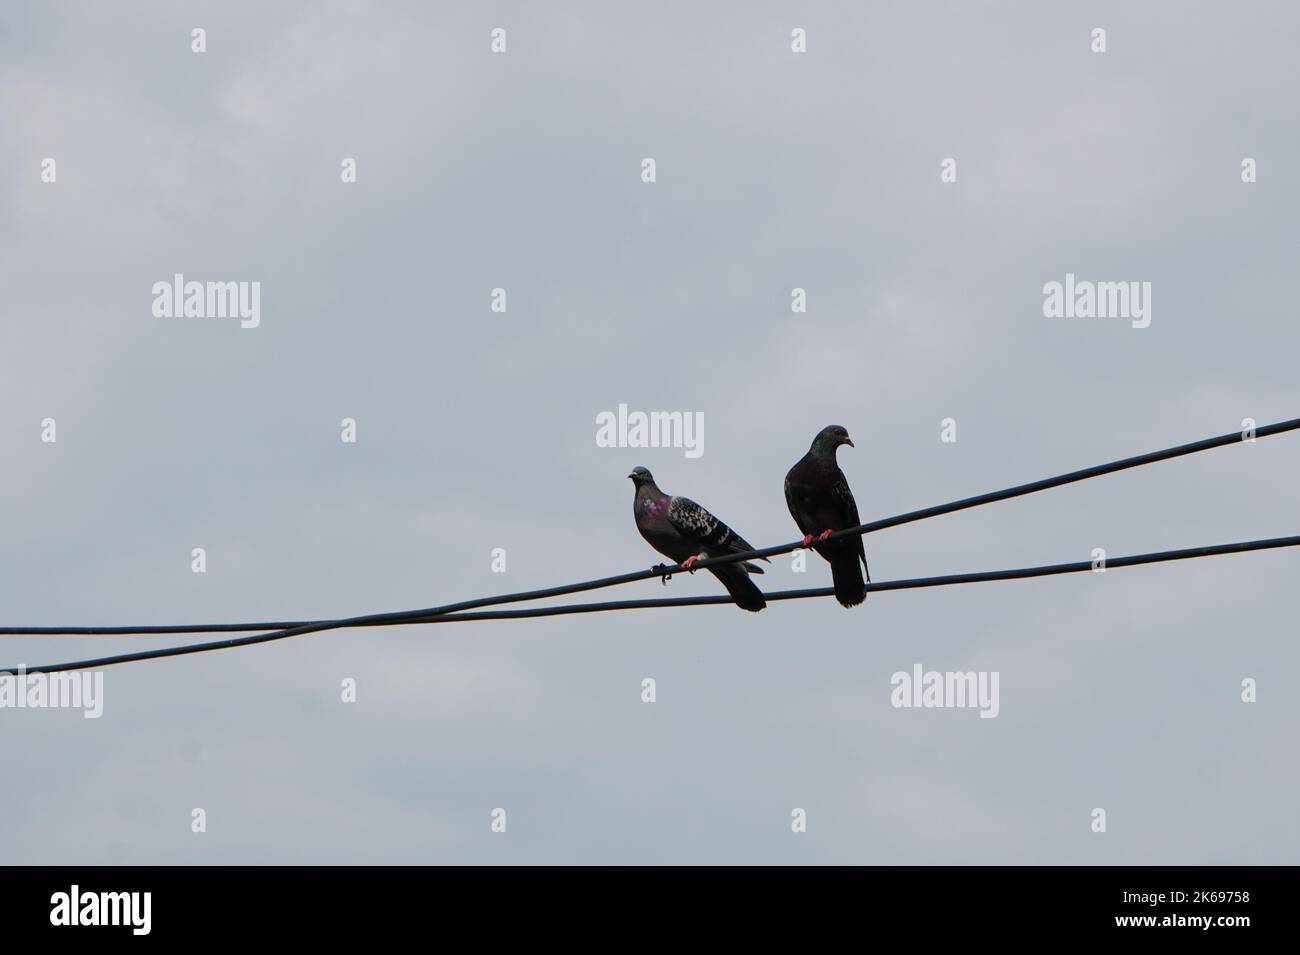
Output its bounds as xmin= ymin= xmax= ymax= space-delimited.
xmin=3 ymin=417 xmax=1295 ymax=639
xmin=4 ymin=535 xmax=1296 ymax=675
xmin=2 ymin=419 xmax=1296 ymax=675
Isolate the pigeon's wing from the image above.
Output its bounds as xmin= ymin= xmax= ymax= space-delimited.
xmin=667 ymin=496 xmax=765 ymax=566
xmin=831 ymin=472 xmax=859 ymax=524
xmin=831 ymin=472 xmax=869 ymax=579
xmin=785 ymin=457 xmax=826 ymax=537
xmin=783 ymin=473 xmax=806 ymax=531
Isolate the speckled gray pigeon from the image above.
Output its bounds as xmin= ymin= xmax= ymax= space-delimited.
xmin=784 ymin=425 xmax=869 ymax=607
xmin=629 ymin=466 xmax=767 ymax=612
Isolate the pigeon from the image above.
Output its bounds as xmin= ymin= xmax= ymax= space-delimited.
xmin=784 ymin=425 xmax=869 ymax=607
xmin=628 ymin=466 xmax=768 ymax=612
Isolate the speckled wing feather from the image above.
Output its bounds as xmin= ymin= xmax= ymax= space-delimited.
xmin=668 ymin=496 xmax=732 ymax=549
xmin=667 ymin=496 xmax=765 ymax=570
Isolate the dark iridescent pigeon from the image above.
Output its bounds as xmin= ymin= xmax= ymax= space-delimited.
xmin=628 ymin=466 xmax=768 ymax=612
xmin=784 ymin=425 xmax=869 ymax=607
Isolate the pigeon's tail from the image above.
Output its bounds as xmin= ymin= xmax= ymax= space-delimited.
xmin=828 ymin=548 xmax=867 ymax=608
xmin=711 ymin=564 xmax=767 ymax=612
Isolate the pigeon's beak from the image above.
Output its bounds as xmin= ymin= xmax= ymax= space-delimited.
xmin=844 ymin=438 xmax=855 ymax=448
xmin=627 ymin=472 xmax=636 ymax=480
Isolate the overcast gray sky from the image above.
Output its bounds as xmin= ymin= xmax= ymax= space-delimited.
xmin=1 ymin=0 xmax=1296 ymax=864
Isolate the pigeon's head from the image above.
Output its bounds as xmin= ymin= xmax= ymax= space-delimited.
xmin=628 ymin=466 xmax=656 ymax=487
xmin=812 ymin=424 xmax=855 ymax=454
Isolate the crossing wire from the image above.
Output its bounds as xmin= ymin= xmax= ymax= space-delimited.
xmin=2 ymin=418 xmax=1296 ymax=674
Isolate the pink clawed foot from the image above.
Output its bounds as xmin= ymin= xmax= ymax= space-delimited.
xmin=801 ymin=534 xmax=814 ymax=547
xmin=682 ymin=554 xmax=704 ymax=573
xmin=817 ymin=529 xmax=834 ymax=542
